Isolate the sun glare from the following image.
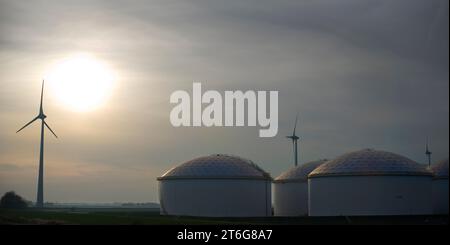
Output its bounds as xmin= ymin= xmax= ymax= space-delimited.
xmin=46 ymin=54 xmax=116 ymax=111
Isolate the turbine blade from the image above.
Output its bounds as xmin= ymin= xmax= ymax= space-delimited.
xmin=293 ymin=113 xmax=298 ymax=136
xmin=44 ymin=121 xmax=58 ymax=138
xmin=16 ymin=116 xmax=39 ymax=133
xmin=40 ymin=80 xmax=44 ymax=113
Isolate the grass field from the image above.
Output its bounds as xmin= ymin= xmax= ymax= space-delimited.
xmin=0 ymin=208 xmax=448 ymax=225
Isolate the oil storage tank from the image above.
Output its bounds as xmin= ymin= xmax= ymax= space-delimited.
xmin=308 ymin=149 xmax=433 ymax=216
xmin=431 ymin=159 xmax=449 ymax=214
xmin=273 ymin=160 xmax=326 ymax=216
xmin=157 ymin=154 xmax=272 ymax=217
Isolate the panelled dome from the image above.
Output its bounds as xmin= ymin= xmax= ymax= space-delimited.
xmin=431 ymin=159 xmax=449 ymax=179
xmin=309 ymin=149 xmax=432 ymax=178
xmin=157 ymin=154 xmax=271 ymax=180
xmin=274 ymin=160 xmax=327 ymax=183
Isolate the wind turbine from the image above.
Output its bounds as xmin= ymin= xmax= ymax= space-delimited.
xmin=17 ymin=80 xmax=58 ymax=208
xmin=286 ymin=114 xmax=300 ymax=166
xmin=425 ymin=137 xmax=432 ymax=168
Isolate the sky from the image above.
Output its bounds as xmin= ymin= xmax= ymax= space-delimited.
xmin=0 ymin=0 xmax=448 ymax=203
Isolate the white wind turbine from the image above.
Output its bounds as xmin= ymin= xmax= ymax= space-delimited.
xmin=286 ymin=114 xmax=300 ymax=167
xmin=17 ymin=80 xmax=58 ymax=208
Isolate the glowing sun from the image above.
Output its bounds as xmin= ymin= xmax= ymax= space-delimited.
xmin=46 ymin=54 xmax=116 ymax=111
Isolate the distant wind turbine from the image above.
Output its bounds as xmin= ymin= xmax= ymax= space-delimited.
xmin=286 ymin=114 xmax=300 ymax=166
xmin=17 ymin=80 xmax=58 ymax=208
xmin=425 ymin=137 xmax=432 ymax=168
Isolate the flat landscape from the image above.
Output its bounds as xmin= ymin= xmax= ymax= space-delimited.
xmin=0 ymin=208 xmax=447 ymax=225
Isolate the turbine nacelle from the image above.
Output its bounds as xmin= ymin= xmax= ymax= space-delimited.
xmin=286 ymin=135 xmax=299 ymax=140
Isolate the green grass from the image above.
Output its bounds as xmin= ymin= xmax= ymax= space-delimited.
xmin=0 ymin=208 xmax=448 ymax=225
xmin=0 ymin=208 xmax=235 ymax=225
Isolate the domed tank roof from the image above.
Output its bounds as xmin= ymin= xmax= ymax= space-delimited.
xmin=274 ymin=160 xmax=327 ymax=183
xmin=431 ymin=159 xmax=449 ymax=179
xmin=157 ymin=154 xmax=271 ymax=180
xmin=309 ymin=149 xmax=432 ymax=178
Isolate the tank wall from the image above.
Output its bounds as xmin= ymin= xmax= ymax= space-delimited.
xmin=309 ymin=175 xmax=432 ymax=216
xmin=432 ymin=179 xmax=449 ymax=214
xmin=159 ymin=179 xmax=271 ymax=217
xmin=273 ymin=182 xmax=308 ymax=216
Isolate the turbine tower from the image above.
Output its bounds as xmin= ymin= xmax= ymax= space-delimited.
xmin=17 ymin=80 xmax=58 ymax=208
xmin=425 ymin=137 xmax=432 ymax=168
xmin=286 ymin=114 xmax=300 ymax=166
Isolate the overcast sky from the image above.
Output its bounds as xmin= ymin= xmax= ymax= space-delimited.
xmin=0 ymin=0 xmax=448 ymax=203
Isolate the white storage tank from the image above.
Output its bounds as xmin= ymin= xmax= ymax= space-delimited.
xmin=308 ymin=149 xmax=433 ymax=216
xmin=157 ymin=154 xmax=272 ymax=217
xmin=431 ymin=159 xmax=449 ymax=214
xmin=273 ymin=160 xmax=327 ymax=216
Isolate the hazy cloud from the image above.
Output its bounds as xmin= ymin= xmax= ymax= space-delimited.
xmin=0 ymin=0 xmax=448 ymax=202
